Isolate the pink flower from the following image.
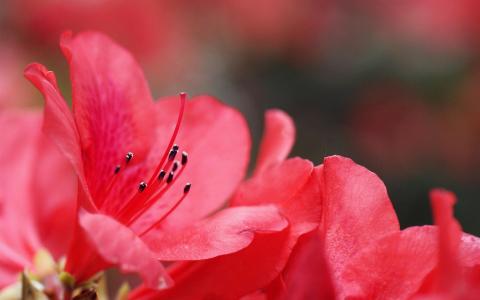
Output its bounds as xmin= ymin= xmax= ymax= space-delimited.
xmin=247 ymin=157 xmax=480 ymax=299
xmin=129 ymin=111 xmax=324 ymax=299
xmin=24 ymin=31 xmax=293 ymax=292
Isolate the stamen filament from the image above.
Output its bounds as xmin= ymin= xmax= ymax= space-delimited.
xmin=124 ymin=165 xmax=186 ymax=225
xmin=147 ymin=93 xmax=186 ymax=186
xmin=101 ymin=93 xmax=191 ymax=231
xmin=139 ymin=183 xmax=191 ymax=237
xmin=119 ymin=152 xmax=177 ymax=214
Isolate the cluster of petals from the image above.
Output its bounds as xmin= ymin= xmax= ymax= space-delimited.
xmin=0 ymin=30 xmax=321 ymax=298
xmin=1 ymin=30 xmax=480 ymax=300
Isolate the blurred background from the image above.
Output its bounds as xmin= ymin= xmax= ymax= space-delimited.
xmin=1 ymin=0 xmax=479 ymax=234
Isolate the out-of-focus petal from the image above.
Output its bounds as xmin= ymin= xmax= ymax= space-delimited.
xmin=415 ymin=190 xmax=480 ymax=299
xmin=430 ymin=189 xmax=463 ymax=290
xmin=135 ymin=96 xmax=251 ymax=230
xmin=0 ymin=111 xmax=42 ymax=258
xmin=59 ymin=31 xmax=156 ymax=207
xmin=145 ymin=205 xmax=287 ymax=260
xmin=0 ymin=110 xmax=75 ymax=287
xmin=254 ymin=109 xmax=295 ymax=174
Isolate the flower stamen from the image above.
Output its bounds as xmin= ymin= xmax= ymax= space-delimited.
xmin=138 ymin=182 xmax=147 ymax=192
xmin=181 ymin=151 xmax=188 ymax=165
xmin=107 ymin=93 xmax=192 ymax=229
xmin=139 ymin=182 xmax=192 ymax=237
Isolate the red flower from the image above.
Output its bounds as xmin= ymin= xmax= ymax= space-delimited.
xmin=24 ymin=31 xmax=290 ymax=290
xmin=0 ymin=110 xmax=76 ymax=289
xmin=129 ymin=110 xmax=324 ymax=299
xmin=256 ymin=156 xmax=398 ymax=299
xmin=246 ymin=157 xmax=480 ymax=299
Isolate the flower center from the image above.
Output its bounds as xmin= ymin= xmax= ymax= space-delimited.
xmin=99 ymin=93 xmax=191 ymax=235
xmin=0 ymin=249 xmax=96 ymax=300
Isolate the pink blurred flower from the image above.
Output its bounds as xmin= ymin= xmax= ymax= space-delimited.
xmin=10 ymin=0 xmax=193 ymax=83
xmin=0 ymin=110 xmax=76 ymax=290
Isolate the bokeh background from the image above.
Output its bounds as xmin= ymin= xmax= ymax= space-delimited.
xmin=1 ymin=0 xmax=479 ymax=235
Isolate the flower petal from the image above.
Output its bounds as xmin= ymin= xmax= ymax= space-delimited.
xmin=129 ymin=228 xmax=292 ymax=300
xmin=147 ymin=158 xmax=320 ymax=299
xmin=340 ymin=226 xmax=438 ymax=299
xmin=145 ymin=205 xmax=288 ymax=260
xmin=265 ymin=230 xmax=336 ymax=300
xmin=60 ymin=31 xmax=156 ymax=205
xmin=0 ymin=111 xmax=42 ymax=258
xmin=24 ymin=63 xmax=94 ymax=211
xmin=254 ymin=109 xmax=295 ymax=174
xmin=459 ymin=233 xmax=480 ymax=267
xmin=134 ymin=96 xmax=251 ymax=230
xmin=29 ymin=121 xmax=76 ymax=259
xmin=320 ymin=155 xmax=400 ymax=285
xmin=231 ymin=158 xmax=319 ymax=235
xmin=416 ymin=189 xmax=480 ymax=298
xmin=0 ymin=110 xmax=75 ymax=286
xmin=429 ymin=189 xmax=463 ymax=290
xmin=77 ymin=212 xmax=171 ymax=289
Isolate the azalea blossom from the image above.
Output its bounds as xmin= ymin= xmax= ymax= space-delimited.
xmin=6 ymin=30 xmax=300 ymax=298
xmin=242 ymin=157 xmax=480 ymax=299
xmin=129 ymin=109 xmax=324 ymax=299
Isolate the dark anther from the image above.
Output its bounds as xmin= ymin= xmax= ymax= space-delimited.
xmin=167 ymin=172 xmax=174 ymax=183
xmin=125 ymin=152 xmax=134 ymax=163
xmin=114 ymin=165 xmax=121 ymax=174
xmin=172 ymin=144 xmax=179 ymax=151
xmin=181 ymin=151 xmax=188 ymax=165
xmin=168 ymin=149 xmax=177 ymax=161
xmin=184 ymin=183 xmax=191 ymax=193
xmin=158 ymin=170 xmax=166 ymax=180
xmin=172 ymin=161 xmax=180 ymax=172
xmin=138 ymin=181 xmax=147 ymax=192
